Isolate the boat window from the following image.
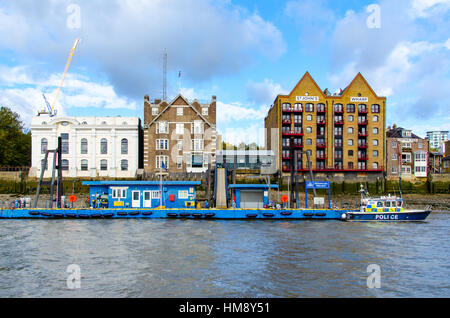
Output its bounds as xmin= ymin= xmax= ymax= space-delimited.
xmin=377 ymin=201 xmax=383 ymax=207
xmin=385 ymin=201 xmax=391 ymax=207
xmin=397 ymin=201 xmax=402 ymax=207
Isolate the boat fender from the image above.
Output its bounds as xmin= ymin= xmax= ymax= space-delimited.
xmin=167 ymin=213 xmax=178 ymax=217
xmin=281 ymin=211 xmax=292 ymax=216
xmin=263 ymin=213 xmax=275 ymax=217
xmin=341 ymin=213 xmax=347 ymax=220
xmin=79 ymin=214 xmax=90 ymax=218
xmin=41 ymin=212 xmax=52 ymax=217
xmin=29 ymin=211 xmax=40 ymax=216
xmin=142 ymin=212 xmax=153 ymax=216
xmin=246 ymin=213 xmax=258 ymax=218
xmin=117 ymin=212 xmax=128 ymax=216
xmin=192 ymin=213 xmax=203 ymax=218
xmin=91 ymin=214 xmax=102 ymax=218
xmin=66 ymin=213 xmax=77 ymax=218
xmin=315 ymin=213 xmax=326 ymax=217
xmin=180 ymin=213 xmax=191 ymax=217
xmin=103 ymin=213 xmax=114 ymax=218
xmin=54 ymin=213 xmax=64 ymax=218
xmin=128 ymin=211 xmax=140 ymax=216
xmin=303 ymin=213 xmax=314 ymax=217
xmin=205 ymin=213 xmax=215 ymax=218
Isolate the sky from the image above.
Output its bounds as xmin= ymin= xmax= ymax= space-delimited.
xmin=0 ymin=0 xmax=449 ymax=145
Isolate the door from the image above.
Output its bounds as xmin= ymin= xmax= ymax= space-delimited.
xmin=143 ymin=191 xmax=151 ymax=208
xmin=240 ymin=190 xmax=264 ymax=209
xmin=132 ymin=191 xmax=140 ymax=208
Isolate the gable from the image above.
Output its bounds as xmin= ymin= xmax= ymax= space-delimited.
xmin=172 ymin=96 xmax=189 ymax=106
xmin=339 ymin=73 xmax=384 ymax=100
xmin=288 ymin=72 xmax=326 ymax=101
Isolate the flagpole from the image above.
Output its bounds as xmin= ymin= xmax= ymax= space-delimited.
xmin=160 ymin=164 xmax=162 ymax=208
xmin=178 ymin=71 xmax=181 ymax=94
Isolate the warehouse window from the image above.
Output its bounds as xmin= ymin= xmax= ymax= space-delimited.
xmin=61 ymin=133 xmax=69 ymax=154
xmin=100 ymin=159 xmax=108 ymax=171
xmin=61 ymin=159 xmax=69 ymax=171
xmin=80 ymin=159 xmax=88 ymax=171
xmin=121 ymin=159 xmax=128 ymax=171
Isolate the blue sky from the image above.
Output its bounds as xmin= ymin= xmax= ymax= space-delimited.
xmin=0 ymin=0 xmax=449 ymax=145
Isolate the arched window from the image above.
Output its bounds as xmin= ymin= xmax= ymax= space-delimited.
xmin=41 ymin=138 xmax=48 ymax=154
xmin=121 ymin=159 xmax=128 ymax=171
xmin=101 ymin=138 xmax=108 ymax=154
xmin=81 ymin=138 xmax=88 ymax=154
xmin=61 ymin=160 xmax=69 ymax=171
xmin=121 ymin=138 xmax=128 ymax=155
xmin=81 ymin=160 xmax=88 ymax=171
xmin=100 ymin=159 xmax=108 ymax=171
xmin=40 ymin=159 xmax=48 ymax=171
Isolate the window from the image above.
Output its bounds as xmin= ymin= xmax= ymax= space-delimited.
xmin=61 ymin=133 xmax=69 ymax=154
xmin=373 ymin=162 xmax=378 ymax=169
xmin=306 ymin=127 xmax=312 ymax=133
xmin=402 ymin=166 xmax=411 ymax=174
xmin=81 ymin=159 xmax=88 ymax=171
xmin=305 ymin=103 xmax=314 ymax=112
xmin=101 ymin=138 xmax=108 ymax=154
xmin=156 ymin=156 xmax=169 ymax=169
xmin=81 ymin=138 xmax=88 ymax=154
xmin=121 ymin=159 xmax=128 ymax=171
xmin=392 ymin=141 xmax=397 ymax=148
xmin=334 ymin=104 xmax=343 ymax=112
xmin=294 ymin=103 xmax=302 ymax=111
xmin=157 ymin=121 xmax=168 ymax=134
xmin=112 ymin=188 xmax=127 ymax=199
xmin=192 ymin=121 xmax=204 ymax=134
xmin=306 ymin=139 xmax=312 ymax=145
xmin=177 ymin=107 xmax=183 ymax=116
xmin=152 ymin=107 xmax=158 ymax=115
xmin=348 ymin=115 xmax=354 ymax=122
xmin=121 ymin=138 xmax=128 ymax=155
xmin=192 ymin=139 xmax=204 ymax=151
xmin=176 ymin=123 xmax=184 ymax=134
xmin=392 ymin=154 xmax=397 ymax=160
xmin=40 ymin=159 xmax=48 ymax=171
xmin=81 ymin=121 xmax=87 ymax=125
xmin=41 ymin=138 xmax=48 ymax=154
xmin=402 ymin=153 xmax=411 ymax=163
xmin=177 ymin=156 xmax=183 ymax=169
xmin=373 ymin=115 xmax=379 ymax=122
xmin=178 ymin=190 xmax=189 ymax=199
xmin=347 ymin=104 xmax=355 ymax=113
xmin=373 ymin=150 xmax=378 ymax=157
xmin=156 ymin=139 xmax=169 ymax=150
xmin=202 ymin=108 xmax=208 ymax=116
xmin=418 ymin=142 xmax=423 ymax=149
xmin=151 ymin=191 xmax=161 ymax=199
xmin=348 ymin=127 xmax=354 ymax=134
xmin=62 ymin=159 xmax=69 ymax=171
xmin=373 ymin=128 xmax=379 ymax=134
xmin=392 ymin=166 xmax=397 ymax=173
xmin=100 ymin=159 xmax=108 ymax=171
xmin=371 ymin=104 xmax=380 ymax=113
xmin=348 ymin=150 xmax=354 ymax=157
xmin=306 ymin=115 xmax=312 ymax=121
xmin=373 ymin=139 xmax=378 ymax=146
xmin=177 ymin=140 xmax=183 ymax=151
xmin=348 ymin=139 xmax=353 ymax=146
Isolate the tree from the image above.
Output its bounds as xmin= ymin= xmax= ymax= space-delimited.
xmin=0 ymin=106 xmax=31 ymax=166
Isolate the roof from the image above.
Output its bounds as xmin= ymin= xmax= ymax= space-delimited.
xmin=386 ymin=127 xmax=422 ymax=139
xmin=82 ymin=181 xmax=201 ymax=186
xmin=228 ymin=184 xmax=278 ymax=189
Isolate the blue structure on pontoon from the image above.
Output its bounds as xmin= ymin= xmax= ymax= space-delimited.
xmin=82 ymin=181 xmax=201 ymax=209
xmin=228 ymin=184 xmax=278 ymax=208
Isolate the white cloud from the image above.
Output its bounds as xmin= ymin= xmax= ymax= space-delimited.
xmin=410 ymin=0 xmax=450 ymax=18
xmin=245 ymin=79 xmax=286 ymax=105
xmin=216 ymin=101 xmax=268 ymax=124
xmin=219 ymin=123 xmax=266 ymax=146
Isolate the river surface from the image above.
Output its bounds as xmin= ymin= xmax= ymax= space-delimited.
xmin=0 ymin=211 xmax=449 ymax=298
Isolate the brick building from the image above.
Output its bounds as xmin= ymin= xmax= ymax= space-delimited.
xmin=143 ymin=94 xmax=217 ymax=174
xmin=386 ymin=126 xmax=429 ymax=180
xmin=265 ymin=72 xmax=386 ymax=178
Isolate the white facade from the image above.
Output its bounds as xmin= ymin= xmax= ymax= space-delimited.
xmin=30 ymin=115 xmax=140 ymax=179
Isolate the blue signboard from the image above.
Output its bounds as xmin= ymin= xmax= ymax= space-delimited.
xmin=305 ymin=181 xmax=331 ymax=209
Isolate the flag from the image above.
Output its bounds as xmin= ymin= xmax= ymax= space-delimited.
xmin=161 ymin=161 xmax=168 ymax=172
xmin=178 ymin=71 xmax=181 ymax=78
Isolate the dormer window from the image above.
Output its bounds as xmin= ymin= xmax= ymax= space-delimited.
xmin=202 ymin=108 xmax=208 ymax=116
xmin=152 ymin=107 xmax=158 ymax=115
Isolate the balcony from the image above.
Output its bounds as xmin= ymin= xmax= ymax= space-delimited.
xmin=282 ymin=130 xmax=303 ymax=136
xmin=335 ymin=154 xmax=343 ymax=160
xmin=316 ymin=154 xmax=327 ymax=160
xmin=358 ymin=131 xmax=369 ymax=137
xmin=317 ymin=119 xmax=327 ymax=125
xmin=317 ymin=108 xmax=326 ymax=113
xmin=358 ymin=108 xmax=368 ymax=114
xmin=282 ymin=119 xmax=292 ymax=125
xmin=358 ymin=120 xmax=368 ymax=125
xmin=293 ymin=142 xmax=304 ymax=148
xmin=334 ymin=109 xmax=344 ymax=114
xmin=283 ymin=107 xmax=302 ymax=113
xmin=335 ymin=143 xmax=343 ymax=148
xmin=358 ymin=143 xmax=368 ymax=148
xmin=317 ymin=142 xmax=326 ymax=148
xmin=334 ymin=119 xmax=344 ymax=125
xmin=358 ymin=154 xmax=369 ymax=160
xmin=282 ymin=167 xmax=291 ymax=172
xmin=282 ymin=156 xmax=292 ymax=160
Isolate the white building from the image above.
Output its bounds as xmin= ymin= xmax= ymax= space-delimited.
xmin=426 ymin=130 xmax=448 ymax=153
xmin=30 ymin=115 xmax=141 ymax=179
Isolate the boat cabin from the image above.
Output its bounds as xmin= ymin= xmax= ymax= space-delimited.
xmin=362 ymin=195 xmax=404 ymax=212
xmin=82 ymin=181 xmax=201 ymax=209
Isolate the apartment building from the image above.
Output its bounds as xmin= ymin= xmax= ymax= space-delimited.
xmin=264 ymin=72 xmax=386 ymax=178
xmin=29 ymin=115 xmax=142 ymax=178
xmin=143 ymin=94 xmax=217 ymax=174
xmin=386 ymin=126 xmax=429 ymax=180
xmin=426 ymin=130 xmax=448 ymax=153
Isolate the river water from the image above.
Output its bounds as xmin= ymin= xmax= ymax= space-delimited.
xmin=0 ymin=212 xmax=449 ymax=298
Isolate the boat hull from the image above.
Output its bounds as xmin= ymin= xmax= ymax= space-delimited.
xmin=344 ymin=210 xmax=431 ymax=222
xmin=0 ymin=208 xmax=350 ymax=220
